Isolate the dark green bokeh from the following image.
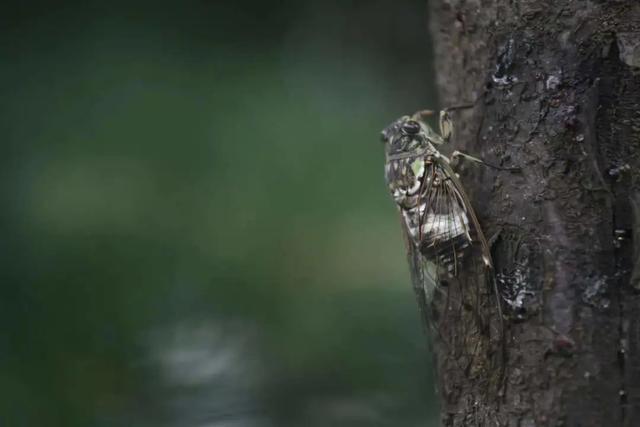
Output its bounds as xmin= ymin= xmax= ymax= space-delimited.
xmin=1 ymin=1 xmax=439 ymax=425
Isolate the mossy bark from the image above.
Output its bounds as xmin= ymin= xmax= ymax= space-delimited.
xmin=428 ymin=1 xmax=640 ymax=425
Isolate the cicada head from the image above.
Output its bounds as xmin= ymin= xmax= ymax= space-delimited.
xmin=381 ymin=115 xmax=438 ymax=209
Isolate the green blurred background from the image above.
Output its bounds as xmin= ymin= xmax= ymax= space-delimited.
xmin=0 ymin=1 xmax=440 ymax=425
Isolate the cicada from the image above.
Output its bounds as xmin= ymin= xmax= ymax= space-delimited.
xmin=382 ymin=108 xmax=504 ymax=371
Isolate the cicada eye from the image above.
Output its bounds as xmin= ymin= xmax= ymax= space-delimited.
xmin=402 ymin=120 xmax=421 ymax=135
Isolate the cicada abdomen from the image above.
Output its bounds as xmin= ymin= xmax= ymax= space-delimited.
xmin=402 ymin=162 xmax=472 ymax=277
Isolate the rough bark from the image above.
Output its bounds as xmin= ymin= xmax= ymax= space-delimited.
xmin=428 ymin=1 xmax=640 ymax=425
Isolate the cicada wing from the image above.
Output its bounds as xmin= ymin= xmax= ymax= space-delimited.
xmin=399 ymin=215 xmax=439 ymax=333
xmin=405 ymin=159 xmax=503 ymax=376
xmin=434 ymin=160 xmax=504 ymax=337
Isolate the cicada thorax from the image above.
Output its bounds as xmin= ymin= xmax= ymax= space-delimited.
xmin=385 ymin=159 xmax=421 ymax=209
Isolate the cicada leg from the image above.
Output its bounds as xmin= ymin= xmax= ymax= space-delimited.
xmin=412 ymin=104 xmax=473 ymax=145
xmin=439 ymin=110 xmax=453 ymax=143
xmin=451 ymin=150 xmax=520 ymax=172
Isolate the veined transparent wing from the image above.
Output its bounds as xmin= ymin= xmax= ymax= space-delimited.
xmin=399 ymin=156 xmax=502 ymax=363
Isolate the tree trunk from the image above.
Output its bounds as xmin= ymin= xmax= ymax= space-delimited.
xmin=428 ymin=1 xmax=640 ymax=425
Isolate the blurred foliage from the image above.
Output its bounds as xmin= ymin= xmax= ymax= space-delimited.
xmin=0 ymin=1 xmax=440 ymax=426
